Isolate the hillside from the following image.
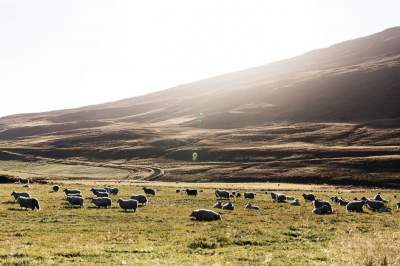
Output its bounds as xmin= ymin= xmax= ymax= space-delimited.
xmin=0 ymin=27 xmax=400 ymax=186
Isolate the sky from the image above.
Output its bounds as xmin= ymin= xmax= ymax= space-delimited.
xmin=0 ymin=0 xmax=399 ymax=118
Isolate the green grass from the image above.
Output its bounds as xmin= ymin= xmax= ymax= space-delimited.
xmin=0 ymin=160 xmax=130 ymax=180
xmin=1 ymin=184 xmax=400 ymax=265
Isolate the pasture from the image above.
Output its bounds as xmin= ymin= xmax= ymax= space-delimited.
xmin=1 ymin=183 xmax=400 ymax=265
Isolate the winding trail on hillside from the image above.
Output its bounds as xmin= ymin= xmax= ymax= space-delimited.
xmin=0 ymin=150 xmax=164 ymax=181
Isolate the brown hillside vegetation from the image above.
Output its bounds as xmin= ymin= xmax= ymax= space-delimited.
xmin=0 ymin=27 xmax=400 ymax=186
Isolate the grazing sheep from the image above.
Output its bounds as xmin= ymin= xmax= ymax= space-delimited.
xmin=245 ymin=203 xmax=260 ymax=210
xmin=313 ymin=205 xmax=332 ymax=215
xmin=66 ymin=193 xmax=82 ymax=198
xmin=222 ymin=202 xmax=234 ymax=210
xmin=95 ymin=192 xmax=109 ymax=198
xmin=337 ymin=198 xmax=349 ymax=206
xmin=302 ymin=193 xmax=316 ymax=202
xmin=346 ymin=200 xmax=365 ymax=212
xmin=91 ymin=188 xmax=107 ymax=195
xmin=66 ymin=196 xmax=84 ymax=208
xmin=190 ymin=209 xmax=221 ymax=221
xmin=290 ymin=199 xmax=300 ymax=206
xmin=244 ymin=192 xmax=255 ymax=199
xmin=185 ymin=189 xmax=198 ymax=196
xmin=91 ymin=197 xmax=112 ymax=208
xmin=313 ymin=200 xmax=332 ymax=213
xmin=11 ymin=191 xmax=30 ymax=200
xmin=105 ymin=187 xmax=119 ymax=195
xmin=143 ymin=187 xmax=156 ymax=196
xmin=215 ymin=190 xmax=230 ymax=199
xmin=271 ymin=192 xmax=278 ymax=200
xmin=130 ymin=195 xmax=148 ymax=206
xmin=285 ymin=196 xmax=295 ymax=201
xmin=213 ymin=202 xmax=223 ymax=209
xmin=17 ymin=196 xmax=40 ymax=210
xmin=117 ymin=199 xmax=138 ymax=212
xmin=373 ymin=192 xmax=388 ymax=203
xmin=364 ymin=199 xmax=386 ymax=211
xmin=52 ymin=185 xmax=60 ymax=192
xmin=64 ymin=189 xmax=81 ymax=195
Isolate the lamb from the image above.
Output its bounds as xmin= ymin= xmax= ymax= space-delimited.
xmin=222 ymin=202 xmax=234 ymax=210
xmin=130 ymin=195 xmax=148 ymax=206
xmin=290 ymin=199 xmax=300 ymax=206
xmin=64 ymin=189 xmax=81 ymax=195
xmin=213 ymin=202 xmax=223 ymax=209
xmin=190 ymin=209 xmax=221 ymax=221
xmin=17 ymin=196 xmax=40 ymax=210
xmin=244 ymin=192 xmax=255 ymax=199
xmin=117 ymin=199 xmax=138 ymax=212
xmin=245 ymin=203 xmax=260 ymax=210
xmin=66 ymin=196 xmax=84 ymax=208
xmin=313 ymin=205 xmax=332 ymax=215
xmin=215 ymin=190 xmax=230 ymax=199
xmin=143 ymin=187 xmax=156 ymax=196
xmin=346 ymin=200 xmax=365 ymax=212
xmin=302 ymin=193 xmax=316 ymax=202
xmin=105 ymin=187 xmax=119 ymax=195
xmin=11 ymin=191 xmax=30 ymax=200
xmin=185 ymin=189 xmax=198 ymax=196
xmin=91 ymin=197 xmax=112 ymax=208
xmin=52 ymin=185 xmax=60 ymax=192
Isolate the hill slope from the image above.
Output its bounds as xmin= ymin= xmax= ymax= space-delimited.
xmin=1 ymin=27 xmax=400 ymax=129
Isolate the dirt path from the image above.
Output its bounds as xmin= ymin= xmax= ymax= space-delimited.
xmin=0 ymin=150 xmax=165 ymax=181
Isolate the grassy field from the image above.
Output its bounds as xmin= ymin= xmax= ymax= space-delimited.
xmin=0 ymin=160 xmax=130 ymax=180
xmin=1 ymin=183 xmax=400 ymax=265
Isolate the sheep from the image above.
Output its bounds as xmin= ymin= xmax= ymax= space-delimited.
xmin=143 ymin=187 xmax=156 ymax=196
xmin=66 ymin=196 xmax=84 ymax=208
xmin=52 ymin=185 xmax=60 ymax=192
xmin=117 ymin=199 xmax=138 ymax=212
xmin=91 ymin=197 xmax=112 ymax=208
xmin=397 ymin=202 xmax=400 ymax=209
xmin=346 ymin=200 xmax=365 ymax=212
xmin=215 ymin=190 xmax=230 ymax=199
xmin=373 ymin=192 xmax=388 ymax=203
xmin=176 ymin=189 xmax=181 ymax=193
xmin=17 ymin=196 xmax=40 ymax=210
xmin=105 ymin=187 xmax=119 ymax=195
xmin=245 ymin=203 xmax=260 ymax=210
xmin=91 ymin=188 xmax=107 ymax=195
xmin=95 ymin=192 xmax=109 ymax=198
xmin=302 ymin=193 xmax=316 ymax=202
xmin=64 ymin=189 xmax=81 ymax=195
xmin=290 ymin=199 xmax=300 ymax=206
xmin=244 ymin=192 xmax=255 ymax=199
xmin=222 ymin=202 xmax=234 ymax=210
xmin=285 ymin=196 xmax=295 ymax=201
xmin=19 ymin=178 xmax=29 ymax=184
xmin=11 ymin=191 xmax=30 ymax=200
xmin=66 ymin=193 xmax=82 ymax=198
xmin=313 ymin=205 xmax=332 ymax=215
xmin=190 ymin=209 xmax=221 ymax=221
xmin=130 ymin=195 xmax=148 ymax=206
xmin=313 ymin=200 xmax=332 ymax=213
xmin=364 ymin=199 xmax=386 ymax=211
xmin=271 ymin=192 xmax=286 ymax=202
xmin=213 ymin=202 xmax=223 ymax=209
xmin=185 ymin=189 xmax=198 ymax=196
